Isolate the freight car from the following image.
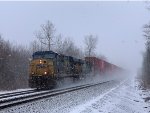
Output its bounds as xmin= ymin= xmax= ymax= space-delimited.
xmin=85 ymin=57 xmax=121 ymax=74
xmin=85 ymin=57 xmax=105 ymax=74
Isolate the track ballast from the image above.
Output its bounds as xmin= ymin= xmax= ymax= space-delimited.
xmin=0 ymin=80 xmax=111 ymax=110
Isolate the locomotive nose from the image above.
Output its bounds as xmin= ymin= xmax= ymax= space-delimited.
xmin=36 ymin=64 xmax=48 ymax=75
xmin=36 ymin=64 xmax=46 ymax=68
xmin=30 ymin=59 xmax=54 ymax=77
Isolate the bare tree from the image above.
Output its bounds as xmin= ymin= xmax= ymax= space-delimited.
xmin=54 ymin=35 xmax=84 ymax=58
xmin=141 ymin=23 xmax=150 ymax=88
xmin=84 ymin=35 xmax=98 ymax=57
xmin=0 ymin=35 xmax=30 ymax=90
xmin=55 ymin=37 xmax=83 ymax=58
xmin=35 ymin=20 xmax=55 ymax=51
xmin=30 ymin=40 xmax=40 ymax=53
xmin=54 ymin=34 xmax=64 ymax=54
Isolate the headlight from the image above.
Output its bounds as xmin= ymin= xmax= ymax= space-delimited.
xmin=40 ymin=60 xmax=42 ymax=64
xmin=44 ymin=72 xmax=47 ymax=75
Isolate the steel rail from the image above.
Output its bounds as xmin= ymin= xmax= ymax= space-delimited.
xmin=0 ymin=89 xmax=37 ymax=100
xmin=0 ymin=80 xmax=111 ymax=110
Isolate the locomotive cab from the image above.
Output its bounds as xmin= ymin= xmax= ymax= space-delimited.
xmin=29 ymin=51 xmax=57 ymax=89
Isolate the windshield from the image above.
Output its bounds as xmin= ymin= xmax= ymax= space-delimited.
xmin=43 ymin=54 xmax=55 ymax=59
xmin=33 ymin=55 xmax=43 ymax=59
xmin=33 ymin=54 xmax=55 ymax=59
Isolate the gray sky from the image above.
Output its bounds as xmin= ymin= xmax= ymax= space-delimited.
xmin=0 ymin=1 xmax=149 ymax=72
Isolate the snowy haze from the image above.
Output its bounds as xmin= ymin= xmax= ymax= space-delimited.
xmin=0 ymin=1 xmax=149 ymax=73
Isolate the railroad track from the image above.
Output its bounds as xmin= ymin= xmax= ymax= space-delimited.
xmin=0 ymin=89 xmax=37 ymax=100
xmin=0 ymin=80 xmax=111 ymax=110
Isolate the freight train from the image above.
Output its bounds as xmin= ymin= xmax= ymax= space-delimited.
xmin=29 ymin=51 xmax=121 ymax=89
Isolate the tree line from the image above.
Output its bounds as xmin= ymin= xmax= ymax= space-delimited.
xmin=0 ymin=36 xmax=30 ymax=90
xmin=140 ymin=4 xmax=150 ymax=89
xmin=141 ymin=23 xmax=150 ymax=89
xmin=30 ymin=20 xmax=100 ymax=59
xmin=0 ymin=20 xmax=105 ymax=90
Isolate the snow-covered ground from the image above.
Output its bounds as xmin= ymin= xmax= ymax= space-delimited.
xmin=70 ymin=76 xmax=150 ymax=113
xmin=0 ymin=77 xmax=121 ymax=113
xmin=1 ymin=73 xmax=149 ymax=113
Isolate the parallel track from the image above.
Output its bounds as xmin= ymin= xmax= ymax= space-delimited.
xmin=0 ymin=80 xmax=111 ymax=110
xmin=0 ymin=89 xmax=36 ymax=100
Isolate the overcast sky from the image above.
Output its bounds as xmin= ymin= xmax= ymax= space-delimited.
xmin=0 ymin=1 xmax=149 ymax=72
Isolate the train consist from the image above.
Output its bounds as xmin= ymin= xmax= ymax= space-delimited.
xmin=29 ymin=51 xmax=122 ymax=89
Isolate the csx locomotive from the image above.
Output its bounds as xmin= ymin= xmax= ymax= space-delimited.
xmin=29 ymin=50 xmax=122 ymax=89
xmin=29 ymin=51 xmax=92 ymax=89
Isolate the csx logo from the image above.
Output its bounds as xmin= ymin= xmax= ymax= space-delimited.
xmin=36 ymin=64 xmax=46 ymax=68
